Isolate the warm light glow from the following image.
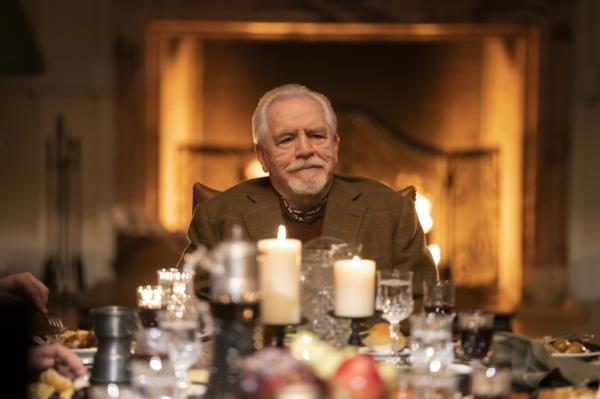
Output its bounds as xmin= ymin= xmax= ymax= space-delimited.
xmin=137 ymin=285 xmax=163 ymax=309
xmin=159 ymin=38 xmax=202 ymax=231
xmin=351 ymin=255 xmax=361 ymax=267
xmin=415 ymin=193 xmax=434 ymax=234
xmin=277 ymin=225 xmax=287 ymax=240
xmin=245 ymin=158 xmax=268 ymax=179
xmin=480 ymin=37 xmax=524 ymax=306
xmin=428 ymin=244 xmax=441 ymax=266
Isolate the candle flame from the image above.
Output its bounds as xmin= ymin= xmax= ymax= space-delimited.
xmin=428 ymin=243 xmax=441 ymax=266
xmin=277 ymin=225 xmax=287 ymax=240
xmin=138 ymin=285 xmax=153 ymax=301
xmin=415 ymin=193 xmax=433 ymax=234
xmin=351 ymin=255 xmax=361 ymax=266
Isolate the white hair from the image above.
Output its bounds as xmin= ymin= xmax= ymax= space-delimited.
xmin=251 ymin=84 xmax=337 ymax=144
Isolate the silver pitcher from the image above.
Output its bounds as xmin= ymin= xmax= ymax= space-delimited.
xmin=91 ymin=305 xmax=136 ymax=384
xmin=182 ymin=225 xmax=259 ymax=304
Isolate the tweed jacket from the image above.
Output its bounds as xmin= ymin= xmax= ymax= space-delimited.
xmin=182 ymin=175 xmax=437 ymax=296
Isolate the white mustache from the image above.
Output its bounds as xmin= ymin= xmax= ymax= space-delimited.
xmin=286 ymin=158 xmax=326 ymax=172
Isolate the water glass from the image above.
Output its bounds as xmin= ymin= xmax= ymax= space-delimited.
xmin=301 ymin=238 xmax=357 ymax=346
xmin=458 ymin=310 xmax=495 ymax=361
xmin=471 ymin=366 xmax=511 ymax=399
xmin=409 ymin=313 xmax=457 ymax=398
xmin=130 ymin=328 xmax=177 ymax=399
xmin=409 ymin=313 xmax=455 ymax=373
xmin=157 ymin=268 xmax=180 ymax=297
xmin=423 ymin=280 xmax=455 ymax=316
xmin=89 ymin=384 xmax=140 ymax=399
xmin=159 ymin=306 xmax=202 ymax=399
xmin=376 ymin=269 xmax=414 ymax=366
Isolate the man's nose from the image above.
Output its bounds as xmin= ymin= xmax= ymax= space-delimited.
xmin=295 ymin=132 xmax=314 ymax=157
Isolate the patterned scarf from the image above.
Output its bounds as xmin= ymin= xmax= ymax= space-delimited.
xmin=280 ymin=196 xmax=328 ymax=224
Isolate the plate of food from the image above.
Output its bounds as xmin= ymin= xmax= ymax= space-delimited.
xmin=72 ymin=348 xmax=97 ymax=365
xmin=63 ymin=330 xmax=97 ymax=365
xmin=543 ymin=337 xmax=600 ymax=359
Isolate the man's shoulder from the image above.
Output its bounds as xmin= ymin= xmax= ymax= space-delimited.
xmin=203 ymin=177 xmax=273 ymax=207
xmin=333 ymin=175 xmax=411 ymax=210
xmin=334 ymin=175 xmax=399 ymax=196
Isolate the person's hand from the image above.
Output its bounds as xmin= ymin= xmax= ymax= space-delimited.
xmin=28 ymin=343 xmax=86 ymax=377
xmin=0 ymin=272 xmax=49 ymax=314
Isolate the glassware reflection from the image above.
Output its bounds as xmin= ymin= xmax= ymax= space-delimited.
xmin=377 ymin=270 xmax=414 ymax=366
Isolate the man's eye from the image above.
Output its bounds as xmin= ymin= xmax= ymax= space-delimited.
xmin=309 ymin=131 xmax=326 ymax=139
xmin=277 ymin=136 xmax=293 ymax=145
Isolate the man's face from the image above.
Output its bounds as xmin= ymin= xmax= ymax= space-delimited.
xmin=256 ymin=95 xmax=340 ymax=206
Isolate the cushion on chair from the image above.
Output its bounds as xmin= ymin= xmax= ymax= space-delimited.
xmin=398 ymin=185 xmax=416 ymax=201
xmin=192 ymin=183 xmax=222 ymax=211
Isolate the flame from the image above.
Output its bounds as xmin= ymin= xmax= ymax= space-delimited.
xmin=277 ymin=225 xmax=287 ymax=240
xmin=428 ymin=243 xmax=441 ymax=266
xmin=415 ymin=193 xmax=433 ymax=234
xmin=351 ymin=255 xmax=362 ymax=267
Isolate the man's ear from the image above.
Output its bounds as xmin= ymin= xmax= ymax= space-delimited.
xmin=333 ymin=132 xmax=340 ymax=152
xmin=255 ymin=144 xmax=269 ymax=173
xmin=333 ymin=132 xmax=340 ymax=147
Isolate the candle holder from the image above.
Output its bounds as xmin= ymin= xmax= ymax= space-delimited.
xmin=328 ymin=311 xmax=374 ymax=346
xmin=264 ymin=318 xmax=307 ymax=348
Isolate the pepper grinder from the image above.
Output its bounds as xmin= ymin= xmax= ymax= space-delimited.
xmin=204 ymin=226 xmax=262 ymax=399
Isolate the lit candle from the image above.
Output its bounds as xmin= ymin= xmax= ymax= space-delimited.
xmin=157 ymin=267 xmax=179 ymax=297
xmin=334 ymin=256 xmax=376 ymax=317
xmin=257 ymin=225 xmax=302 ymax=325
xmin=137 ymin=285 xmax=163 ymax=309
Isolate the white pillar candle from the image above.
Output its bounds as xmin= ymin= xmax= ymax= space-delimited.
xmin=334 ymin=256 xmax=376 ymax=317
xmin=258 ymin=225 xmax=302 ymax=325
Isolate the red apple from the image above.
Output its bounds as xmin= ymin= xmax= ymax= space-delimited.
xmin=329 ymin=354 xmax=386 ymax=399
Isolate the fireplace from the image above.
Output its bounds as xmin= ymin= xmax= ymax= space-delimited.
xmin=144 ymin=22 xmax=539 ymax=309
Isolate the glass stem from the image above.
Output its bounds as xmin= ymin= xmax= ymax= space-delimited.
xmin=389 ymin=321 xmax=401 ymax=356
xmin=174 ymin=368 xmax=188 ymax=399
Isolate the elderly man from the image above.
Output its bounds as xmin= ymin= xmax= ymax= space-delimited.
xmin=182 ymin=84 xmax=436 ymax=295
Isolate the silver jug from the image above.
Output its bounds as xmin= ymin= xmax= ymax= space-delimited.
xmin=91 ymin=305 xmax=136 ymax=384
xmin=183 ymin=225 xmax=259 ymax=303
xmin=210 ymin=233 xmax=259 ymax=303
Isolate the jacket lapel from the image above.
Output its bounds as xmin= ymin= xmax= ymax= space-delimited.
xmin=322 ymin=176 xmax=366 ymax=245
xmin=241 ymin=184 xmax=284 ymax=241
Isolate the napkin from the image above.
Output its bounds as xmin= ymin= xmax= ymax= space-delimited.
xmin=490 ymin=332 xmax=600 ymax=389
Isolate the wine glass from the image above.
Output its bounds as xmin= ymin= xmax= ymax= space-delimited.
xmin=159 ymin=300 xmax=202 ymax=399
xmin=458 ymin=310 xmax=495 ymax=364
xmin=422 ymin=280 xmax=455 ymax=316
xmin=376 ymin=269 xmax=414 ymax=366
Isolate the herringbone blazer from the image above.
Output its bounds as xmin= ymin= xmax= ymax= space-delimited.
xmin=182 ymin=175 xmax=437 ymax=296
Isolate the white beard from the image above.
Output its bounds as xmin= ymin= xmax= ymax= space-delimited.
xmin=286 ymin=172 xmax=328 ymax=195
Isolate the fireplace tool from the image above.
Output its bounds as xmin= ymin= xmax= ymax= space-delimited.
xmin=42 ymin=115 xmax=85 ymax=297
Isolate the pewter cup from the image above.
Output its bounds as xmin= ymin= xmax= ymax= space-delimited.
xmin=91 ymin=306 xmax=136 ymax=384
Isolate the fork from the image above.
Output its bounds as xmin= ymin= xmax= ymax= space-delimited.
xmin=47 ymin=316 xmax=66 ymax=343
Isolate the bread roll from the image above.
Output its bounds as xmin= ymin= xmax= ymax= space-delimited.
xmin=363 ymin=322 xmax=406 ymax=353
xmin=40 ymin=368 xmax=73 ymax=392
xmin=28 ymin=382 xmax=55 ymax=399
